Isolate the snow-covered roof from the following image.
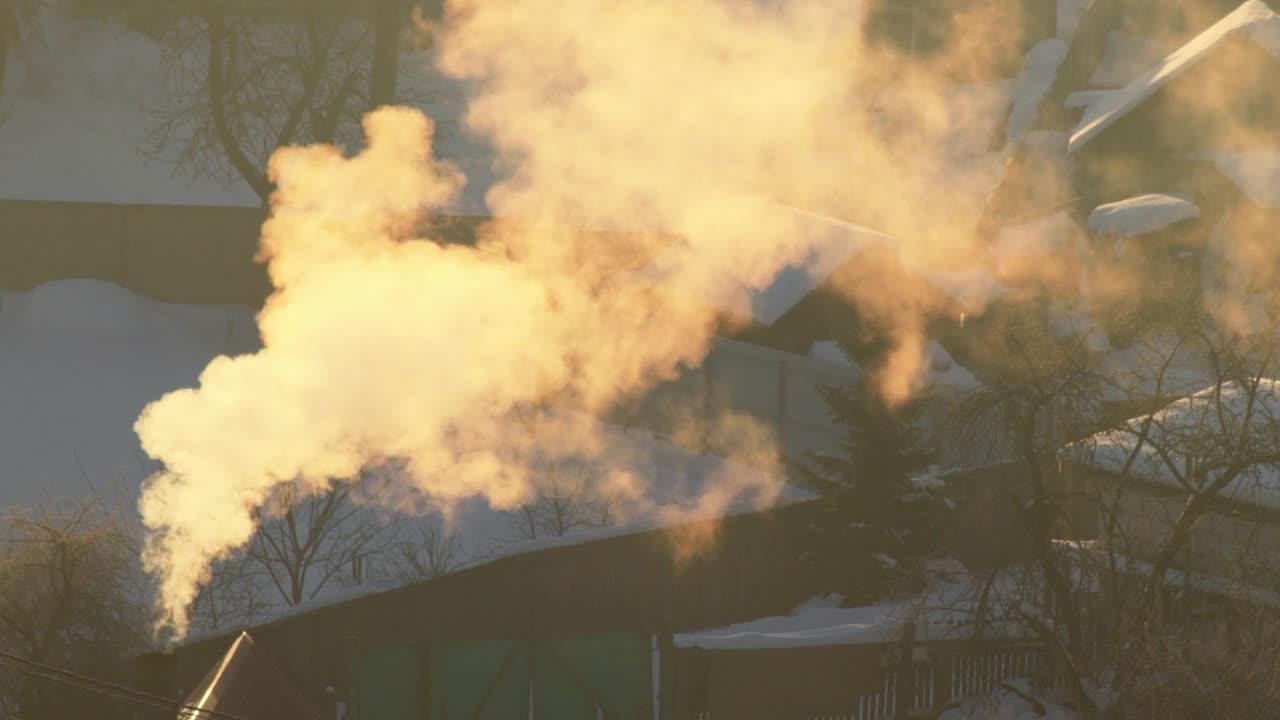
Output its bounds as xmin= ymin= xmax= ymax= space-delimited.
xmin=203 ymin=478 xmax=817 ymax=637
xmin=644 ymin=204 xmax=890 ymax=326
xmin=803 ymin=339 xmax=978 ymax=393
xmin=1057 ymin=0 xmax=1089 ymax=43
xmin=1086 ymin=193 xmax=1200 ymax=236
xmin=674 ymin=570 xmax=1035 ymax=650
xmin=1088 ymin=32 xmax=1170 ymax=88
xmin=918 ymin=267 xmax=1007 ymax=312
xmin=1065 ymin=380 xmax=1280 ymax=510
xmin=1045 ymin=307 xmax=1108 ymax=354
xmin=807 ymin=340 xmax=861 ymax=369
xmin=1069 ymin=1 xmax=1280 ymax=153
xmin=1094 ymin=332 xmax=1219 ymax=402
xmin=994 ymin=210 xmax=1086 ymax=269
xmin=1215 ymin=151 xmax=1280 ymax=207
xmin=0 ymin=280 xmax=257 ymax=507
xmin=1055 ymin=539 xmax=1280 ymax=609
xmin=1004 ymin=39 xmax=1068 ymax=145
xmin=750 ymin=207 xmax=890 ymax=326
xmin=673 ymin=597 xmax=911 ymax=649
xmin=1065 ymin=89 xmax=1116 ymax=111
xmin=922 ymin=341 xmax=982 ymax=392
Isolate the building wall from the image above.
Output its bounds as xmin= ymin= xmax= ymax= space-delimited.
xmin=619 ymin=336 xmax=854 ymax=471
xmin=0 ymin=199 xmax=490 ymax=306
xmin=2 ymin=198 xmax=855 ymax=473
xmin=1097 ymin=474 xmax=1280 ymax=585
xmin=170 ymin=504 xmax=832 ymax=713
xmin=0 ymin=200 xmax=272 ymax=305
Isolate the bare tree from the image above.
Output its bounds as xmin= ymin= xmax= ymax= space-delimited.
xmin=246 ymin=471 xmax=403 ymax=607
xmin=0 ymin=498 xmax=150 ymax=720
xmin=389 ymin=518 xmax=467 ymax=581
xmin=502 ymin=406 xmax=617 ymax=542
xmin=946 ymin=273 xmax=1280 ymax=717
xmin=511 ymin=465 xmax=616 ymax=541
xmin=0 ymin=0 xmax=37 ymax=103
xmin=187 ymin=549 xmax=276 ymax=635
xmin=89 ymin=0 xmax=431 ymax=204
xmin=152 ymin=5 xmax=373 ymax=203
xmin=948 ymin=299 xmax=1111 ymax=715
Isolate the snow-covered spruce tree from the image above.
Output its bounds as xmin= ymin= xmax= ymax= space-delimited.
xmin=802 ymin=351 xmax=951 ymax=603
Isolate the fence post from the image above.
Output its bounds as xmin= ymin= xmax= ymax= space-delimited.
xmin=937 ymin=647 xmax=956 ymax=710
xmin=894 ymin=621 xmax=917 ymax=719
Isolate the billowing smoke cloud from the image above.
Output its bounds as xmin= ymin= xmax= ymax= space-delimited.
xmin=138 ymin=0 xmax=1025 ymax=636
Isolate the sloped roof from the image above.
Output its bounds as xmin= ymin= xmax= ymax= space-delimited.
xmin=1088 ymin=31 xmax=1170 ymax=88
xmin=180 ymin=632 xmax=320 ymax=720
xmin=1069 ymin=0 xmax=1280 ymax=153
xmin=1064 ymin=380 xmax=1280 ymax=510
xmin=1215 ymin=151 xmax=1280 ymax=207
xmin=1087 ymin=193 xmax=1201 ymax=236
xmin=674 ymin=569 xmax=1035 ymax=650
xmin=641 ymin=204 xmax=889 ymax=327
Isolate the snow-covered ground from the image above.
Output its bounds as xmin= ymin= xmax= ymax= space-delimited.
xmin=938 ymin=680 xmax=1079 ymax=720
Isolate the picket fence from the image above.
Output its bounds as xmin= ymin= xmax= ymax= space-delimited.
xmin=687 ymin=641 xmax=1054 ymax=720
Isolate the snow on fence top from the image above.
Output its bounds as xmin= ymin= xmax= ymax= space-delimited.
xmin=674 ymin=599 xmax=911 ymax=649
xmin=1086 ymin=193 xmax=1200 ymax=236
xmin=1069 ymin=0 xmax=1280 ymax=154
xmin=1063 ymin=380 xmax=1280 ymax=510
xmin=675 ymin=572 xmax=1036 ymax=650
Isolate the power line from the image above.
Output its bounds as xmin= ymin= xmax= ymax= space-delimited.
xmin=0 ymin=650 xmax=246 ymax=720
xmin=0 ymin=658 xmax=183 ymax=717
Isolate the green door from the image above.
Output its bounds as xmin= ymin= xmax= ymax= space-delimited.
xmin=425 ymin=634 xmax=665 ymax=720
xmin=533 ymin=634 xmax=654 ymax=719
xmin=350 ymin=647 xmax=423 ymax=720
xmin=428 ymin=639 xmax=530 ymax=720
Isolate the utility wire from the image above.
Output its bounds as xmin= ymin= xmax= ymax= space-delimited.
xmin=0 ymin=655 xmax=196 ymax=718
xmin=0 ymin=650 xmax=247 ymax=720
xmin=0 ymin=659 xmax=185 ymax=717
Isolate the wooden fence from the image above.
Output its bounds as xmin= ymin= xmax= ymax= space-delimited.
xmin=684 ymin=640 xmax=1054 ymax=720
xmin=847 ymin=643 xmax=1050 ymax=720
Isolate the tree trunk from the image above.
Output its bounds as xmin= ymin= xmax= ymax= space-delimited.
xmin=205 ymin=8 xmax=272 ymax=204
xmin=369 ymin=0 xmax=402 ymax=109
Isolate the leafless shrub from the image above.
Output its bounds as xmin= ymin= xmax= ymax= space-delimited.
xmin=0 ymin=497 xmax=149 ymax=719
